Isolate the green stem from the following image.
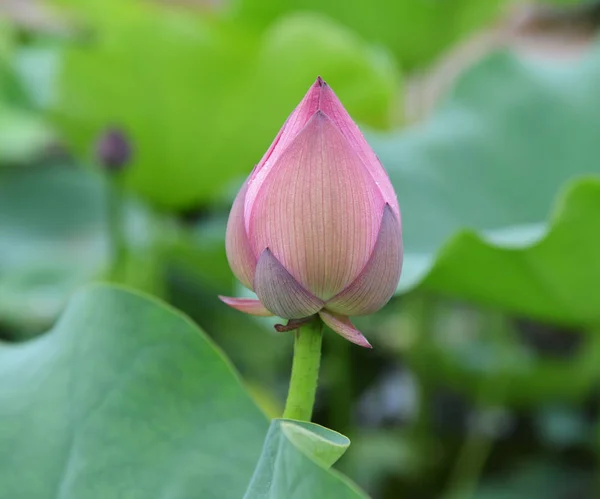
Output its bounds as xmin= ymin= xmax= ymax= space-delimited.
xmin=283 ymin=318 xmax=323 ymax=421
xmin=106 ymin=175 xmax=127 ymax=280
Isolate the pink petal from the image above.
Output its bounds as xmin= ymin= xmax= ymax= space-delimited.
xmin=254 ymin=249 xmax=324 ymax=319
xmin=218 ymin=296 xmax=273 ymax=317
xmin=225 ymin=181 xmax=256 ymax=290
xmin=325 ymin=204 xmax=402 ymax=316
xmin=318 ymin=310 xmax=372 ymax=348
xmin=248 ymin=111 xmax=385 ymax=300
xmin=316 ymin=80 xmax=401 ymax=222
xmin=244 ymin=77 xmax=325 ymax=227
xmin=244 ymin=77 xmax=400 ymax=225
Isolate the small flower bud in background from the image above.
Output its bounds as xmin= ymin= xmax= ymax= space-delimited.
xmin=96 ymin=127 xmax=132 ymax=171
xmin=219 ymin=77 xmax=403 ymax=348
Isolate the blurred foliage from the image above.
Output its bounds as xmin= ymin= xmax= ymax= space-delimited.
xmin=472 ymin=460 xmax=594 ymax=498
xmin=0 ymin=21 xmax=53 ymax=164
xmin=46 ymin=0 xmax=399 ymax=208
xmin=389 ymin=296 xmax=600 ymax=407
xmin=0 ymin=165 xmax=163 ymax=332
xmin=1 ymin=0 xmax=600 ymax=498
xmin=376 ymin=47 xmax=600 ymax=325
xmin=229 ymin=0 xmax=507 ymax=69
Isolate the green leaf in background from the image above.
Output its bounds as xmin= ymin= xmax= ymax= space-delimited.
xmin=0 ymin=25 xmax=29 ymax=108
xmin=422 ymin=179 xmax=600 ymax=325
xmin=230 ymin=0 xmax=506 ymax=68
xmin=49 ymin=0 xmax=399 ymax=208
xmin=374 ymin=47 xmax=600 ymax=325
xmin=0 ymin=107 xmax=54 ymax=164
xmin=0 ymin=29 xmax=54 ymax=165
xmin=0 ymin=285 xmax=363 ymax=498
xmin=245 ymin=419 xmax=366 ymax=499
xmin=0 ymin=19 xmax=12 ymax=59
xmin=0 ymin=166 xmax=161 ymax=331
xmin=253 ymin=12 xmax=399 ymax=130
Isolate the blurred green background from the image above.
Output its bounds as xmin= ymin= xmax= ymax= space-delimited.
xmin=2 ymin=0 xmax=600 ymax=497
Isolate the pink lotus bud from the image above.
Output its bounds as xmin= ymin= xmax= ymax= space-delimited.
xmin=219 ymin=77 xmax=402 ymax=348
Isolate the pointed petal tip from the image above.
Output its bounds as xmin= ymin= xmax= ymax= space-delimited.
xmin=357 ymin=335 xmax=373 ymax=349
xmin=311 ymin=109 xmax=331 ymax=124
xmin=384 ymin=202 xmax=398 ymax=220
xmin=218 ymin=296 xmax=273 ymax=317
xmin=351 ymin=333 xmax=373 ymax=349
xmin=319 ymin=310 xmax=372 ymax=349
xmin=315 ymin=76 xmax=326 ymax=87
xmin=315 ymin=109 xmax=328 ymax=119
xmin=302 ymin=108 xmax=335 ymax=132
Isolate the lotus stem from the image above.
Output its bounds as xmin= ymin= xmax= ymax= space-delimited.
xmin=283 ymin=317 xmax=323 ymax=421
xmin=106 ymin=177 xmax=127 ymax=279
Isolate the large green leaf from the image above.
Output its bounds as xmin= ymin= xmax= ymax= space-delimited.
xmin=245 ymin=420 xmax=366 ymax=498
xmin=374 ymin=47 xmax=600 ymax=325
xmin=0 ymin=107 xmax=53 ymax=164
xmin=0 ymin=32 xmax=54 ymax=164
xmin=0 ymin=285 xmax=267 ymax=498
xmin=0 ymin=285 xmax=363 ymax=498
xmin=50 ymin=0 xmax=398 ymax=208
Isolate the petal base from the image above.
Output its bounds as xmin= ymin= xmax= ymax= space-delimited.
xmin=254 ymin=249 xmax=324 ymax=319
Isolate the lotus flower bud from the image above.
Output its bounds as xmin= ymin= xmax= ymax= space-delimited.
xmin=96 ymin=127 xmax=132 ymax=172
xmin=219 ymin=77 xmax=403 ymax=348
